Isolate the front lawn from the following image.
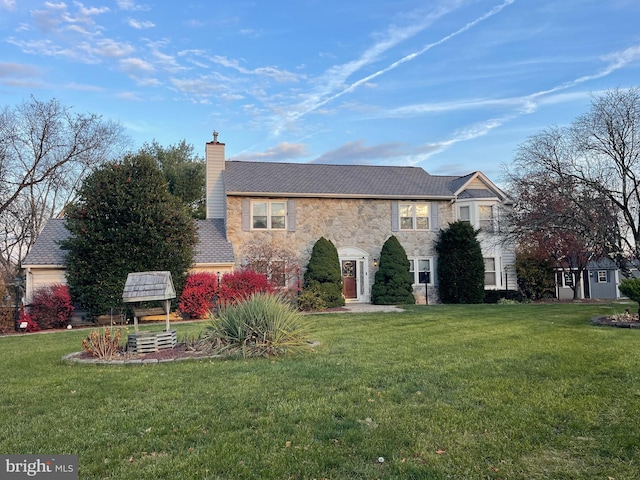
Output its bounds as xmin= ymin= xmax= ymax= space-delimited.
xmin=1 ymin=303 xmax=639 ymax=479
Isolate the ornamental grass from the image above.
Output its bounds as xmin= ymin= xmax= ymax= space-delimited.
xmin=205 ymin=292 xmax=309 ymax=358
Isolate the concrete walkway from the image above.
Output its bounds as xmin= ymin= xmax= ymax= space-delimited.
xmin=314 ymin=303 xmax=404 ymax=314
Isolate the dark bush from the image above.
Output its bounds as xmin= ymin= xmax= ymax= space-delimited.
xmin=302 ymin=237 xmax=344 ymax=309
xmin=436 ymin=221 xmax=485 ymax=304
xmin=371 ymin=236 xmax=415 ymax=305
xmin=483 ymin=290 xmax=524 ymax=304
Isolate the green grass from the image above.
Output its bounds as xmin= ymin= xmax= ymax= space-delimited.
xmin=1 ymin=303 xmax=640 ymax=479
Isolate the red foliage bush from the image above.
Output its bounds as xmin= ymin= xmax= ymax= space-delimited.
xmin=218 ymin=269 xmax=275 ymax=307
xmin=19 ymin=308 xmax=40 ymax=332
xmin=179 ymin=272 xmax=219 ymax=319
xmin=30 ymin=284 xmax=74 ymax=329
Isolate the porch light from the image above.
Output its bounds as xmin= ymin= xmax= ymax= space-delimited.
xmin=373 ymin=258 xmax=379 ymax=267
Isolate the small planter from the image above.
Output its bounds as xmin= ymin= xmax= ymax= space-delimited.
xmin=127 ymin=330 xmax=177 ymax=353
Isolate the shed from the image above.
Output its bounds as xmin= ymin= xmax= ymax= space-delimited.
xmin=122 ymin=271 xmax=176 ymax=332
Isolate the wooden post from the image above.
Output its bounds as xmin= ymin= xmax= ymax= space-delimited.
xmin=164 ymin=299 xmax=170 ymax=331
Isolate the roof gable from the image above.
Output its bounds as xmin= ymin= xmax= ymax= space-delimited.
xmin=122 ymin=271 xmax=176 ymax=303
xmin=451 ymin=171 xmax=511 ymax=203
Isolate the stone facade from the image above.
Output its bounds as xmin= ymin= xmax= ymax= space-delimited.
xmin=227 ymin=195 xmax=456 ymax=302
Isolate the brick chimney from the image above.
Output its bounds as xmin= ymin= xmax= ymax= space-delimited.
xmin=205 ymin=131 xmax=226 ymax=220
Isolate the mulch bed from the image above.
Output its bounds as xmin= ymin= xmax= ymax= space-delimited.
xmin=591 ymin=315 xmax=640 ymax=328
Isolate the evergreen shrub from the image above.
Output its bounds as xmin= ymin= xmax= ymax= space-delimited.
xmin=371 ymin=236 xmax=415 ymax=305
xmin=302 ymin=237 xmax=344 ymax=309
xmin=436 ymin=221 xmax=485 ymax=303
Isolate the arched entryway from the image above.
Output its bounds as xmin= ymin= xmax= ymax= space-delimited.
xmin=337 ymin=247 xmax=371 ymax=303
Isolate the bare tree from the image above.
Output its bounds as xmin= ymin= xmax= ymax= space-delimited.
xmin=504 ymin=88 xmax=636 ymax=273
xmin=0 ymin=97 xmax=129 ymax=274
xmin=241 ymin=239 xmax=300 ymax=290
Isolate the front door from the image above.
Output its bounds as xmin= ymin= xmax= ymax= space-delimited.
xmin=342 ymin=260 xmax=357 ymax=299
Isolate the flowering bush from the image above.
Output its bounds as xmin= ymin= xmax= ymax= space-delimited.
xmin=179 ymin=272 xmax=219 ymax=319
xmin=218 ymin=269 xmax=275 ymax=307
xmin=30 ymin=284 xmax=74 ymax=329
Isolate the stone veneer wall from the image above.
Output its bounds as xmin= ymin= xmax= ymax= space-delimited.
xmin=226 ymin=196 xmax=455 ymax=300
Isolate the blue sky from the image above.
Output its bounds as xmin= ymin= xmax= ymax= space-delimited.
xmin=1 ymin=1 xmax=639 ymax=181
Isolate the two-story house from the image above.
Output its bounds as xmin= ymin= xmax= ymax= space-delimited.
xmin=22 ymin=134 xmax=516 ymax=305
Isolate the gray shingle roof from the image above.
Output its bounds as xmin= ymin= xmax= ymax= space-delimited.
xmin=194 ymin=219 xmax=235 ymax=264
xmin=23 ymin=218 xmax=235 ymax=267
xmin=122 ymin=271 xmax=176 ymax=302
xmin=224 ymin=161 xmax=458 ymax=198
xmin=22 ymin=219 xmax=70 ymax=266
xmin=458 ymin=188 xmax=500 ymax=199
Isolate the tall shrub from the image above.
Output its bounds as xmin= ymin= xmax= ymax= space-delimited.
xmin=371 ymin=236 xmax=415 ymax=305
xmin=302 ymin=237 xmax=344 ymax=308
xmin=435 ymin=221 xmax=485 ymax=303
xmin=62 ymin=153 xmax=197 ymax=318
xmin=179 ymin=272 xmax=219 ymax=318
xmin=30 ymin=284 xmax=74 ymax=329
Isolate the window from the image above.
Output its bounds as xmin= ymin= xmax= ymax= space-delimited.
xmin=270 ymin=260 xmax=286 ymax=287
xmin=597 ymin=270 xmax=608 ymax=283
xmin=484 ymin=258 xmax=496 ymax=286
xmin=459 ymin=205 xmax=470 ymax=223
xmin=251 ymin=201 xmax=286 ymax=230
xmin=409 ymin=258 xmax=432 ymax=285
xmin=479 ymin=205 xmax=494 ymax=232
xmin=400 ymin=203 xmax=430 ymax=230
xmin=558 ymin=271 xmax=574 ymax=287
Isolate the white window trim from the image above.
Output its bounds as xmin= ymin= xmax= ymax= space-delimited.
xmin=251 ymin=200 xmax=287 ymax=230
xmin=399 ymin=202 xmax=431 ymax=231
xmin=484 ymin=257 xmax=497 ymax=287
xmin=597 ymin=270 xmax=608 ymax=283
xmin=409 ymin=257 xmax=433 ymax=285
xmin=457 ymin=201 xmax=498 ymax=232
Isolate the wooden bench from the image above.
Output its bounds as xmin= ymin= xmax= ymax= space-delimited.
xmin=130 ymin=306 xmax=166 ymax=318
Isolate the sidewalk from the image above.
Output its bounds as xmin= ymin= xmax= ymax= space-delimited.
xmin=314 ymin=303 xmax=404 ymax=314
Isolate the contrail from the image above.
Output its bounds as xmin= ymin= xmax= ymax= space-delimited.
xmin=283 ymin=0 xmax=516 ymax=125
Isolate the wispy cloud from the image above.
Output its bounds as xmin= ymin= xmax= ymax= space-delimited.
xmin=116 ymin=0 xmax=149 ymax=12
xmin=271 ymin=0 xmax=516 ymax=135
xmin=213 ymin=55 xmax=304 ymax=83
xmin=0 ymin=0 xmax=16 ymax=11
xmin=127 ymin=18 xmax=155 ymax=29
xmin=0 ymin=62 xmax=41 ymax=78
xmin=231 ymin=142 xmax=308 ymax=162
xmin=370 ymin=41 xmax=640 ymax=166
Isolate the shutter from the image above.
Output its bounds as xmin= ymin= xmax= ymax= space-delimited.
xmin=391 ymin=202 xmax=399 ymax=231
xmin=287 ymin=199 xmax=296 ymax=232
xmin=242 ymin=198 xmax=251 ymax=231
xmin=431 ymin=202 xmax=439 ymax=231
xmin=432 ymin=256 xmax=439 ymax=286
